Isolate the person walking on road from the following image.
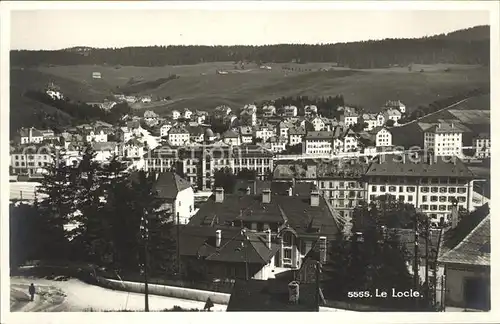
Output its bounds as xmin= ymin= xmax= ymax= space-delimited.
xmin=28 ymin=283 xmax=35 ymax=301
xmin=204 ymin=297 xmax=214 ymax=311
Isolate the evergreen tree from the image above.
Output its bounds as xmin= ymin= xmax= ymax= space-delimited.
xmin=36 ymin=148 xmax=78 ymax=259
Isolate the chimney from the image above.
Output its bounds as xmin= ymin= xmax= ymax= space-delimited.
xmin=265 ymin=229 xmax=272 ymax=249
xmin=262 ymin=188 xmax=271 ymax=204
xmin=215 ymin=229 xmax=221 ymax=248
xmin=246 ymin=186 xmax=251 ymax=195
xmin=215 ymin=187 xmax=224 ymax=203
xmin=288 ymin=186 xmax=293 ymax=196
xmin=288 ymin=281 xmax=300 ymax=304
xmin=451 ymin=203 xmax=459 ymax=229
xmin=310 ymin=190 xmax=320 ymax=207
xmin=319 ymin=236 xmax=327 ymax=263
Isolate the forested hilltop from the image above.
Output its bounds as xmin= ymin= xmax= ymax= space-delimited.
xmin=11 ymin=26 xmax=489 ymax=68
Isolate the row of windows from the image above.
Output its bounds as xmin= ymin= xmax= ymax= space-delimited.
xmin=420 ymin=204 xmax=465 ymax=211
xmin=13 ymin=162 xmax=49 ymax=167
xmin=14 ymin=155 xmax=49 ymax=160
xmin=369 ymin=177 xmax=468 ymax=185
xmin=321 ymin=181 xmax=363 ymax=189
xmin=369 ymin=194 xmax=466 ymax=204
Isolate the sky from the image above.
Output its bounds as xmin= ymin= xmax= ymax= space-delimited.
xmin=10 ymin=9 xmax=490 ymax=50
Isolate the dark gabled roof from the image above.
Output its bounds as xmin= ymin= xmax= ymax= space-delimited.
xmin=153 ymin=172 xmax=191 ymax=199
xmin=188 ymin=194 xmax=339 ymax=239
xmin=227 ymin=279 xmax=317 ymax=311
xmin=365 ymin=154 xmax=475 ymax=178
xmin=438 ymin=203 xmax=490 ymax=266
xmin=439 ymin=215 xmax=490 ymax=266
xmin=178 ymin=225 xmax=277 ymax=265
xmin=270 ymin=181 xmax=316 ymax=197
xmin=305 ymin=131 xmax=333 ymax=140
xmin=317 ymin=159 xmax=369 ymax=179
xmin=233 ymin=180 xmax=271 ymax=196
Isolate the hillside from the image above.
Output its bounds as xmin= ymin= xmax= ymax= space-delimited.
xmin=22 ymin=63 xmax=489 ymax=114
xmin=10 ymin=26 xmax=489 ymax=68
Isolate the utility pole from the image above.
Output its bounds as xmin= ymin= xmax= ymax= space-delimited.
xmin=414 ymin=217 xmax=419 ymax=310
xmin=315 ymin=261 xmax=320 ymax=312
xmin=176 ymin=212 xmax=180 ymax=275
xmin=424 ymin=217 xmax=430 ymax=308
xmin=140 ymin=215 xmax=150 ymax=312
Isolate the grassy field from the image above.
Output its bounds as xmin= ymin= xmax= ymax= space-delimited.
xmin=12 ymin=62 xmax=489 ymax=119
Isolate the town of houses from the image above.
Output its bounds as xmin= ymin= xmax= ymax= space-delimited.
xmin=9 ymin=87 xmax=491 ymax=311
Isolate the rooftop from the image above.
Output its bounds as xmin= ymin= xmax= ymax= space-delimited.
xmin=365 ymin=154 xmax=475 ymax=178
xmin=305 ymin=131 xmax=333 ymax=140
xmin=439 ymin=203 xmax=490 ymax=266
xmin=189 ymin=193 xmax=339 ymax=239
xmin=153 ymin=172 xmax=192 ymax=199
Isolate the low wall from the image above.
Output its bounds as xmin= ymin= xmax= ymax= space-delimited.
xmin=97 ymin=277 xmax=230 ymax=305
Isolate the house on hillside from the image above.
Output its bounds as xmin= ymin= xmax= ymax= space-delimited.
xmin=437 ymin=203 xmax=490 ymax=311
xmin=194 ymin=110 xmax=208 ymax=124
xmin=121 ymin=138 xmax=145 ymax=159
xmin=473 ymin=132 xmax=490 ymax=159
xmin=288 ymin=126 xmax=306 ymax=147
xmin=283 ymin=105 xmax=298 ymax=118
xmin=303 ymin=131 xmax=333 ymax=155
xmin=304 ymin=105 xmax=318 ymax=117
xmin=17 ymin=128 xmax=44 ymax=145
xmin=222 ymin=129 xmax=241 ymax=146
xmin=254 ymin=125 xmax=276 ymax=143
xmin=383 ymin=108 xmax=402 ymax=126
xmin=183 ymin=108 xmax=193 ymax=120
xmin=423 ymin=121 xmax=465 ymax=157
xmin=92 ymin=142 xmax=119 ymax=162
xmin=143 ymin=110 xmax=159 ymax=126
xmin=171 ymin=110 xmax=181 ymax=120
xmin=160 ymin=122 xmax=173 ymax=138
xmin=153 ymin=172 xmax=195 ymax=224
xmin=384 ymin=100 xmax=406 ymax=114
xmin=360 ymin=113 xmax=378 ymax=131
xmin=262 ymin=105 xmax=276 ymax=118
xmin=369 ymin=126 xmax=393 ymax=148
xmin=267 ymin=136 xmax=288 ymax=153
xmin=239 ymin=126 xmax=254 ymax=144
xmin=376 ymin=112 xmax=386 ymax=127
xmin=168 ymin=125 xmax=190 ymax=147
xmin=340 ymin=110 xmax=359 ymax=127
xmin=84 ymin=127 xmax=109 ymax=143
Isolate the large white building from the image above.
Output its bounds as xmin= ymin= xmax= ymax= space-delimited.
xmin=168 ymin=125 xmax=190 ymax=147
xmin=370 ymin=126 xmax=393 ymax=147
xmin=473 ymin=133 xmax=490 ymax=159
xmin=365 ymin=153 xmax=476 ymax=223
xmin=423 ymin=122 xmax=464 ymax=157
xmin=303 ymin=131 xmax=332 ymax=155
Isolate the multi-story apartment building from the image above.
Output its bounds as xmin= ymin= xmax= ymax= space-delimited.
xmin=283 ymin=105 xmax=298 ymax=118
xmin=370 ymin=126 xmax=393 ymax=147
xmin=277 ymin=121 xmax=291 ymax=138
xmin=340 ymin=110 xmax=359 ymax=127
xmin=304 ymin=105 xmax=318 ymax=117
xmin=473 ymin=132 xmax=490 ymax=159
xmin=83 ymin=127 xmax=109 ymax=143
xmin=254 ymin=125 xmax=275 ymax=143
xmin=262 ymin=105 xmax=276 ymax=118
xmin=10 ymin=144 xmax=52 ymax=175
xmin=168 ymin=125 xmax=190 ymax=147
xmin=364 ymin=153 xmax=476 ymax=223
xmin=171 ymin=110 xmax=181 ymax=120
xmin=423 ymin=122 xmax=464 ymax=157
xmin=288 ymin=126 xmax=306 ymax=146
xmin=303 ymin=131 xmax=333 ymax=155
xmin=145 ymin=145 xmax=274 ymax=191
xmin=18 ymin=128 xmax=44 ymax=144
xmin=317 ymin=159 xmax=369 ymax=218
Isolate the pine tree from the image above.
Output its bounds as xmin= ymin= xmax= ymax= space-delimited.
xmin=36 ymin=148 xmax=79 ymax=259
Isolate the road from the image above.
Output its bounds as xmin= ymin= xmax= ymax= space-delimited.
xmin=10 ymin=276 xmax=226 ymax=312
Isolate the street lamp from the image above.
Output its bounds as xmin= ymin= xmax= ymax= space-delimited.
xmin=140 ymin=215 xmax=150 ymax=312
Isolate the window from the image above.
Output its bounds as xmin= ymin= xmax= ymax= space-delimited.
xmin=389 ymin=186 xmax=396 ymax=192
xmin=458 ymin=188 xmax=467 ymax=194
xmin=15 ymin=162 xmax=19 ymax=166
xmin=430 ymin=205 xmax=438 ymax=211
xmin=439 ymin=196 xmax=447 ymax=202
xmin=421 ymin=205 xmax=429 ymax=211
xmin=422 ymin=195 xmax=428 ymax=202
xmin=458 ymin=196 xmax=466 ymax=203
xmin=408 ymin=196 xmax=413 ymax=202
xmin=399 ymin=187 xmax=404 ymax=192
xmin=431 ymin=196 xmax=438 ymax=202
xmin=449 ymin=187 xmax=456 ymax=194
xmin=421 ymin=187 xmax=429 ymax=193
xmin=380 ymin=186 xmax=386 ymax=192
xmin=369 ymin=195 xmax=376 ymax=201
xmin=371 ymin=186 xmax=377 ymax=192
xmin=407 ymin=186 xmax=416 ymax=193
xmin=398 ymin=195 xmax=404 ymax=202
xmin=439 ymin=187 xmax=447 ymax=193
xmin=439 ymin=205 xmax=447 ymax=211
xmin=431 ymin=187 xmax=439 ymax=193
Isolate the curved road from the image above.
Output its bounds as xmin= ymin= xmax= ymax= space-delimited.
xmin=10 ymin=277 xmax=226 ymax=312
